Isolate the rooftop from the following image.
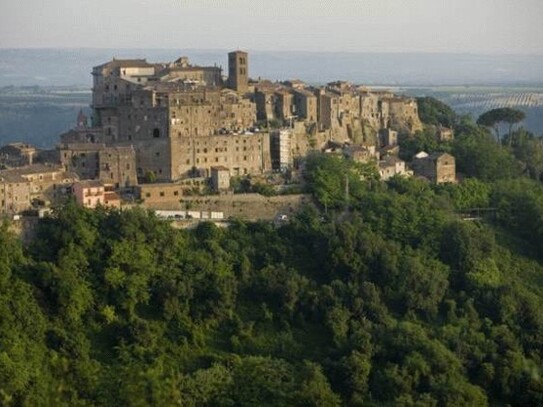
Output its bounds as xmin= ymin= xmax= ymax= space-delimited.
xmin=95 ymin=58 xmax=153 ymax=70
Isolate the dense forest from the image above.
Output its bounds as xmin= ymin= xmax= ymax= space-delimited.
xmin=1 ymin=99 xmax=543 ymax=405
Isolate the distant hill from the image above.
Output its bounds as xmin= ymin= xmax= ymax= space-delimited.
xmin=1 ymin=48 xmax=543 ymax=87
xmin=0 ymin=86 xmax=90 ymax=147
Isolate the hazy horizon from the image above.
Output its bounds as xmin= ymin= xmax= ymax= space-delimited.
xmin=2 ymin=47 xmax=543 ymax=57
xmin=2 ymin=49 xmax=543 ymax=88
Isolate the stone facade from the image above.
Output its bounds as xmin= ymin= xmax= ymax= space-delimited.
xmin=73 ymin=180 xmax=106 ymax=208
xmin=98 ymin=146 xmax=138 ymax=188
xmin=379 ymin=156 xmax=411 ymax=180
xmin=344 ymin=145 xmax=379 ymax=163
xmin=0 ymin=143 xmax=37 ymax=168
xmin=228 ymin=51 xmax=249 ymax=94
xmin=379 ymin=128 xmax=398 ymax=147
xmin=0 ymin=176 xmax=30 ymax=215
xmin=436 ymin=126 xmax=454 ymax=142
xmin=137 ymin=182 xmax=184 ymax=207
xmin=270 ymin=130 xmax=292 ymax=171
xmin=59 ymin=143 xmax=137 ymax=188
xmin=0 ymin=164 xmax=77 ymax=214
xmin=211 ymin=166 xmax=231 ymax=192
xmin=293 ymin=89 xmax=317 ymax=122
xmin=411 ymin=152 xmax=456 ymax=184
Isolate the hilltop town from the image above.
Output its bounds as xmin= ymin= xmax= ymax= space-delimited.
xmin=0 ymin=50 xmax=456 ymax=221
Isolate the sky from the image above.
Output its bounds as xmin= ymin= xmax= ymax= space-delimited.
xmin=1 ymin=0 xmax=543 ymax=54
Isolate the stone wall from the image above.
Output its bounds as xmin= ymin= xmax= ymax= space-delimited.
xmin=180 ymin=193 xmax=311 ymax=220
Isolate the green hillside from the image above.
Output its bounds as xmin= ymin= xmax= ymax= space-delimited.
xmin=1 ymin=107 xmax=543 ymax=405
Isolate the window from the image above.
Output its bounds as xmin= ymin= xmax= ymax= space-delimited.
xmin=145 ymin=192 xmax=151 ymax=198
xmin=153 ymin=128 xmax=160 ymax=138
xmin=160 ymin=192 xmax=165 ymax=197
xmin=173 ymin=191 xmax=179 ymax=196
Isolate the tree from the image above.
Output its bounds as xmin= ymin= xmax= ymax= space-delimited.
xmin=144 ymin=170 xmax=157 ymax=183
xmin=508 ymin=128 xmax=543 ymax=180
xmin=476 ymin=108 xmax=525 ymax=144
xmin=416 ymin=97 xmax=457 ymax=127
xmin=452 ymin=121 xmax=521 ymax=181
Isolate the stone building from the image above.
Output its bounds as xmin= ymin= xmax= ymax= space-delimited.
xmin=228 ymin=50 xmax=249 ymax=93
xmin=58 ymin=50 xmax=425 ymax=196
xmin=0 ymin=174 xmax=30 ymax=215
xmin=254 ymin=82 xmax=281 ymax=122
xmin=378 ymin=156 xmax=411 ymax=181
xmin=136 ymin=182 xmax=184 ymax=208
xmin=156 ymin=57 xmax=222 ymax=87
xmin=293 ymin=89 xmax=317 ymax=122
xmin=270 ymin=130 xmax=292 ymax=171
xmin=344 ymin=145 xmax=379 ymax=164
xmin=98 ymin=146 xmax=138 ymax=188
xmin=110 ymin=80 xmax=263 ymax=181
xmin=384 ymin=97 xmax=423 ymax=133
xmin=73 ymin=180 xmax=106 ymax=208
xmin=436 ymin=126 xmax=454 ymax=142
xmin=59 ymin=110 xmax=104 ymax=144
xmin=17 ymin=165 xmax=78 ymax=205
xmin=378 ymin=128 xmax=398 ymax=147
xmin=275 ymin=89 xmax=295 ymax=121
xmin=0 ymin=164 xmax=77 ymax=214
xmin=411 ymin=152 xmax=456 ymax=184
xmin=59 ymin=143 xmax=137 ymax=188
xmin=0 ymin=143 xmax=37 ymax=168
xmin=315 ymin=89 xmax=340 ymax=130
xmin=172 ymin=132 xmax=271 ymax=179
xmin=211 ymin=166 xmax=231 ymax=192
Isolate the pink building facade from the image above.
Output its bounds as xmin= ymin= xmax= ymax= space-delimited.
xmin=72 ymin=180 xmax=106 ymax=208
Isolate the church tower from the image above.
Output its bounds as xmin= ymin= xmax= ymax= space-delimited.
xmin=228 ymin=50 xmax=248 ymax=93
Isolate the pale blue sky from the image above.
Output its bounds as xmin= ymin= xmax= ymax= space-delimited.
xmin=1 ymin=0 xmax=542 ymax=53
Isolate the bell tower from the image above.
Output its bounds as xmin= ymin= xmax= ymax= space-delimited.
xmin=228 ymin=50 xmax=248 ymax=93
